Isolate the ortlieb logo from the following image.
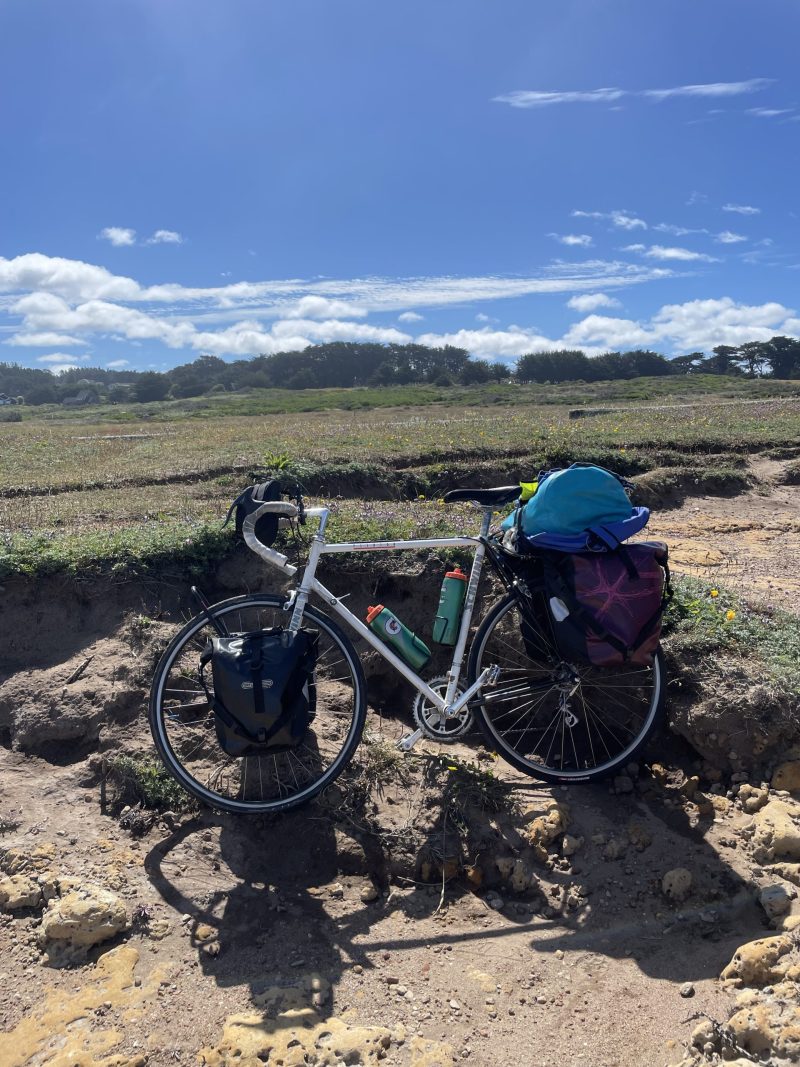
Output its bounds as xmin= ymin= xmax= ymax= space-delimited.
xmin=241 ymin=680 xmax=274 ymax=689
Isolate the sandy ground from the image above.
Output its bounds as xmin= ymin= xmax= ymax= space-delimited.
xmin=1 ymin=470 xmax=798 ymax=1066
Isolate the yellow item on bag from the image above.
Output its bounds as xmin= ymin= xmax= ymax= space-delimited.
xmin=519 ymin=481 xmax=539 ymax=503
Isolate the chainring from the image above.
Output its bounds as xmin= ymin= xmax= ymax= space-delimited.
xmin=412 ymin=674 xmax=474 ymax=741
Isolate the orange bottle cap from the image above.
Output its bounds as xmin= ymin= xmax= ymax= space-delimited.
xmin=366 ymin=604 xmax=385 ymax=624
xmin=445 ymin=567 xmax=468 ymax=581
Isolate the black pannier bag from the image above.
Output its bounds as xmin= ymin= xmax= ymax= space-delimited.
xmin=539 ymin=541 xmax=671 ymax=668
xmin=223 ymin=479 xmax=282 ymax=547
xmin=200 ymin=628 xmax=318 ymax=757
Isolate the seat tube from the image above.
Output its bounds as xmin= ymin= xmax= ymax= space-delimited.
xmin=445 ymin=508 xmax=493 ymax=704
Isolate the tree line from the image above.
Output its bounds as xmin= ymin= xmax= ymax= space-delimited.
xmin=2 ymin=335 xmax=799 ymax=406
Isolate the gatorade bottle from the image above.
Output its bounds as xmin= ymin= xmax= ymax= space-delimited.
xmin=366 ymin=605 xmax=431 ymax=670
xmin=432 ymin=566 xmax=468 ymax=645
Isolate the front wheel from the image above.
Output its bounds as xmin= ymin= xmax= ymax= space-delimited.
xmin=467 ymin=594 xmax=664 ymax=783
xmin=149 ymin=593 xmax=367 ymax=814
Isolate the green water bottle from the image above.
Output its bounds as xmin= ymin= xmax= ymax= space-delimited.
xmin=432 ymin=566 xmax=468 ymax=645
xmin=366 ymin=604 xmax=431 ymax=670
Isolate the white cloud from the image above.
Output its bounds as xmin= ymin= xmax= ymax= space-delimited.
xmin=654 ymin=223 xmax=709 ymax=236
xmin=99 ymin=227 xmax=136 ymax=247
xmin=573 ymin=210 xmax=647 ymax=230
xmin=282 ymin=295 xmax=367 ymax=320
xmin=549 ymin=233 xmax=593 ymax=247
xmin=5 ymin=331 xmax=88 ymax=347
xmin=36 ymin=352 xmax=90 ymax=364
xmin=686 ymin=191 xmax=708 ymax=206
xmin=495 ymin=79 xmax=771 ymax=109
xmin=747 ymin=108 xmax=793 ymax=118
xmin=398 ymin=311 xmax=424 ymax=322
xmin=641 ymin=78 xmax=772 ymax=101
xmin=564 ymin=297 xmax=797 ymax=352
xmin=0 ymin=254 xmax=141 ymax=302
xmin=715 ymin=231 xmax=747 ymax=244
xmin=625 ymin=244 xmax=719 ymax=262
xmin=493 ymin=88 xmax=624 ymax=108
xmin=1 ymin=252 xmax=674 ymax=359
xmin=416 ymin=326 xmax=562 ymax=359
xmin=106 ymin=359 xmax=130 ymax=368
xmin=146 ymin=230 xmax=184 ymax=245
xmin=567 ymin=293 xmax=621 ymax=312
xmin=0 ymin=253 xmax=666 ymax=314
xmin=723 ymin=203 xmax=761 ymax=215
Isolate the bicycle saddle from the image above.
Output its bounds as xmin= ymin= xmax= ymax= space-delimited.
xmin=442 ymin=485 xmax=520 ymax=506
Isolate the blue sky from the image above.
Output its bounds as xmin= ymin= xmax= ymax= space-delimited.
xmin=1 ymin=0 xmax=799 ymax=374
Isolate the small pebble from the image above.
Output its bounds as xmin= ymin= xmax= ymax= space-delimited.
xmin=680 ymin=982 xmax=695 ymax=998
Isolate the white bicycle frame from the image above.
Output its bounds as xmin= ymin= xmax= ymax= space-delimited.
xmin=242 ymin=501 xmax=499 ymax=750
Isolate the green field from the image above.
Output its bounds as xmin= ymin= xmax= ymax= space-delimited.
xmin=2 ymin=381 xmax=799 ymax=580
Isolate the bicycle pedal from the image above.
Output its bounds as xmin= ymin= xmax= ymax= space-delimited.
xmin=396 ymin=728 xmax=424 ymax=752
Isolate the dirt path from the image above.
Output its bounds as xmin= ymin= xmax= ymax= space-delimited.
xmin=0 ymin=735 xmax=777 ymax=1067
xmin=648 ymin=463 xmax=800 ymax=607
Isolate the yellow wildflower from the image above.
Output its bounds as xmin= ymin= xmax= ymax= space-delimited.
xmin=725 ymin=609 xmax=736 ymax=622
xmin=710 ymin=589 xmax=719 ymax=598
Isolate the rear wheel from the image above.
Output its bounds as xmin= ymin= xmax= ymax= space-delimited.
xmin=149 ymin=593 xmax=366 ymax=813
xmin=467 ymin=594 xmax=664 ymax=782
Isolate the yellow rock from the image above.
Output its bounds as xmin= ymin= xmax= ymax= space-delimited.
xmin=198 ymin=1010 xmax=396 ymax=1066
xmin=773 ymin=761 xmax=800 ymax=792
xmin=753 ymin=799 xmax=800 ymax=861
xmin=720 ymin=935 xmax=793 ymax=985
xmin=0 ymin=944 xmax=164 ymax=1067
xmin=728 ymin=998 xmax=800 ymax=1061
xmin=525 ymin=803 xmax=569 ymax=859
xmin=0 ymin=842 xmax=56 ymax=876
xmin=40 ymin=883 xmax=128 ymax=950
xmin=0 ymin=873 xmax=42 ymax=910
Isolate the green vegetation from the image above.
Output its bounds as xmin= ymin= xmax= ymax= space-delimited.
xmin=1 ymin=388 xmax=798 ymax=581
xmin=3 ymin=335 xmax=800 ymax=410
xmin=666 ymin=577 xmax=800 ymax=690
xmin=106 ymin=754 xmax=197 ymax=812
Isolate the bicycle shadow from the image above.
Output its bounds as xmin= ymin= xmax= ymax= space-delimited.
xmin=143 ymin=757 xmax=763 ymax=1034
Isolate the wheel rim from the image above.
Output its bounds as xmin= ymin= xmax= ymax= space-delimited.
xmin=473 ymin=599 xmax=661 ymax=779
xmin=151 ymin=599 xmax=363 ymax=810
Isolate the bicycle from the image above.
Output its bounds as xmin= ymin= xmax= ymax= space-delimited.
xmin=149 ymin=486 xmax=665 ymax=814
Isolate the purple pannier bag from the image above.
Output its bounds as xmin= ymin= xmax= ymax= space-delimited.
xmin=542 ymin=541 xmax=671 ymax=668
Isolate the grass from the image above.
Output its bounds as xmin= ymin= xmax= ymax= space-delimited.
xmin=4 ymin=395 xmax=799 ymax=494
xmin=665 ymin=576 xmax=800 ymax=690
xmin=14 ymin=374 xmax=800 ymax=425
xmin=105 ymin=754 xmax=197 ymax=812
xmin=1 ymin=384 xmax=798 ymax=581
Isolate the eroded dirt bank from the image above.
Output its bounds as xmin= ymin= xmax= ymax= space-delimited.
xmin=1 ymin=482 xmax=800 ymax=1066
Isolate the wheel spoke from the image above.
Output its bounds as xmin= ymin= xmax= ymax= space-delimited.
xmin=470 ymin=595 xmax=662 ymax=781
xmin=150 ymin=595 xmax=365 ymax=813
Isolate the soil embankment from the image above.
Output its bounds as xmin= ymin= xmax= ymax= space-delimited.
xmin=2 ymin=480 xmax=800 ymax=1066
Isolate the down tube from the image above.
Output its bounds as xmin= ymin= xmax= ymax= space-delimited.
xmin=308 ymin=576 xmax=449 ymax=711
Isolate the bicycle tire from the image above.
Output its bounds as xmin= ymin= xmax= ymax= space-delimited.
xmin=149 ymin=593 xmax=367 ymax=814
xmin=467 ymin=594 xmax=665 ymax=783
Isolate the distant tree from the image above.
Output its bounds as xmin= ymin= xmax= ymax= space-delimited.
xmin=134 ymin=372 xmax=170 ymax=402
xmin=760 ymin=336 xmax=800 ymax=379
xmin=707 ymin=346 xmax=740 ymax=375
xmin=489 ymin=362 xmax=511 ymax=381
xmin=671 ymin=352 xmax=706 ymax=374
xmin=736 ymin=341 xmax=769 ymax=378
xmin=459 ymin=359 xmax=493 ymax=384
